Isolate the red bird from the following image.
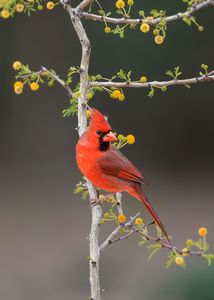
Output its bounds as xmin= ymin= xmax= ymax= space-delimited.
xmin=76 ymin=108 xmax=170 ymax=244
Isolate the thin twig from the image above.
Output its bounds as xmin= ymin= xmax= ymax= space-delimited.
xmin=106 ymin=223 xmax=203 ymax=256
xmin=20 ymin=66 xmax=74 ymax=97
xmin=81 ymin=0 xmax=214 ymax=25
xmin=41 ymin=66 xmax=74 ymax=97
xmin=90 ymin=73 xmax=214 ymax=89
xmin=99 ymin=212 xmax=141 ymax=252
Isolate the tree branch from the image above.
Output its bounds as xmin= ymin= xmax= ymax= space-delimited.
xmin=90 ymin=72 xmax=214 ymax=89
xmin=81 ymin=0 xmax=214 ymax=26
xmin=61 ymin=1 xmax=102 ymax=299
xmin=20 ymin=66 xmax=74 ymax=97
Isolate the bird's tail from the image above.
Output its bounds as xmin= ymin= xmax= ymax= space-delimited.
xmin=132 ymin=185 xmax=171 ymax=245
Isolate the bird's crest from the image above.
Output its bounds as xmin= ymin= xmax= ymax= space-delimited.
xmin=90 ymin=109 xmax=112 ymax=132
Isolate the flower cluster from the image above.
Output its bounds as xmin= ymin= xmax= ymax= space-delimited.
xmin=0 ymin=0 xmax=57 ymax=18
xmin=115 ymin=134 xmax=135 ymax=149
xmin=12 ymin=61 xmax=58 ymax=94
xmin=101 ymin=192 xmax=214 ymax=267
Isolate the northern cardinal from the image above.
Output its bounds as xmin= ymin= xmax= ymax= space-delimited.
xmin=76 ymin=108 xmax=170 ymax=244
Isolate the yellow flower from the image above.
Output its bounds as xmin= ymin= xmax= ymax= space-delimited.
xmin=140 ymin=23 xmax=150 ymax=33
xmin=12 ymin=61 xmax=22 ymax=70
xmin=115 ymin=0 xmax=125 ymax=9
xmin=135 ymin=217 xmax=143 ymax=225
xmin=1 ymin=9 xmax=10 ymax=18
xmin=146 ymin=16 xmax=153 ymax=21
xmin=117 ymin=214 xmax=126 ymax=223
xmin=186 ymin=239 xmax=193 ymax=247
xmin=16 ymin=3 xmax=24 ymax=12
xmin=161 ymin=85 xmax=167 ymax=92
xmin=181 ymin=248 xmax=189 ymax=257
xmin=127 ymin=0 xmax=134 ymax=6
xmin=104 ymin=27 xmax=111 ymax=33
xmin=111 ymin=89 xmax=125 ymax=101
xmin=118 ymin=93 xmax=125 ymax=101
xmin=30 ymin=82 xmax=39 ymax=91
xmin=86 ymin=109 xmax=91 ymax=119
xmin=47 ymin=1 xmax=54 ymax=9
xmin=86 ymin=92 xmax=93 ymax=100
xmin=198 ymin=26 xmax=204 ymax=32
xmin=198 ymin=227 xmax=208 ymax=237
xmin=154 ymin=35 xmax=164 ymax=45
xmin=175 ymin=256 xmax=184 ymax=266
xmin=126 ymin=134 xmax=135 ymax=144
xmin=140 ymin=76 xmax=147 ymax=83
xmin=14 ymin=81 xmax=23 ymax=94
xmin=117 ymin=134 xmax=124 ymax=140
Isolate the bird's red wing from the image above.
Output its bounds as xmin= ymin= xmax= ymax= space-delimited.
xmin=98 ymin=147 xmax=147 ymax=185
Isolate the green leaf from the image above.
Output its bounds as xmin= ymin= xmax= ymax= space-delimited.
xmin=147 ymin=243 xmax=162 ymax=260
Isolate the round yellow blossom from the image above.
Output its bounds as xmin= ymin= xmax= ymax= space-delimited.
xmin=117 ymin=134 xmax=124 ymax=140
xmin=140 ymin=76 xmax=147 ymax=83
xmin=135 ymin=217 xmax=143 ymax=225
xmin=86 ymin=109 xmax=91 ymax=119
xmin=153 ymin=28 xmax=159 ymax=35
xmin=1 ymin=9 xmax=10 ymax=19
xmin=111 ymin=89 xmax=124 ymax=100
xmin=140 ymin=22 xmax=150 ymax=33
xmin=118 ymin=92 xmax=125 ymax=101
xmin=104 ymin=212 xmax=110 ymax=218
xmin=182 ymin=248 xmax=189 ymax=256
xmin=198 ymin=26 xmax=204 ymax=32
xmin=14 ymin=81 xmax=24 ymax=94
xmin=16 ymin=3 xmax=24 ymax=12
xmin=12 ymin=61 xmax=22 ymax=70
xmin=127 ymin=0 xmax=134 ymax=6
xmin=161 ymin=85 xmax=167 ymax=92
xmin=154 ymin=35 xmax=164 ymax=45
xmin=86 ymin=92 xmax=93 ymax=100
xmin=74 ymin=91 xmax=81 ymax=97
xmin=115 ymin=0 xmax=125 ymax=9
xmin=104 ymin=27 xmax=111 ymax=33
xmin=146 ymin=16 xmax=153 ymax=21
xmin=47 ymin=1 xmax=54 ymax=9
xmin=30 ymin=82 xmax=39 ymax=91
xmin=117 ymin=214 xmax=126 ymax=223
xmin=198 ymin=227 xmax=208 ymax=237
xmin=126 ymin=134 xmax=135 ymax=144
xmin=186 ymin=239 xmax=193 ymax=247
xmin=175 ymin=256 xmax=184 ymax=266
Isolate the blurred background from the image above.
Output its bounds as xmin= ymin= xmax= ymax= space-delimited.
xmin=0 ymin=1 xmax=214 ymax=299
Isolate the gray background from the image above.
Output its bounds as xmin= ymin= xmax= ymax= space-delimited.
xmin=0 ymin=1 xmax=214 ymax=299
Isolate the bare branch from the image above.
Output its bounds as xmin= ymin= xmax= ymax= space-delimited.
xmin=81 ymin=0 xmax=214 ymax=25
xmin=76 ymin=0 xmax=91 ymax=12
xmin=61 ymin=1 xmax=101 ymax=299
xmin=41 ymin=66 xmax=74 ymax=97
xmin=90 ymin=73 xmax=214 ymax=89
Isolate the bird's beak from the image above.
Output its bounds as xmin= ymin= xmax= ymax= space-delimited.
xmin=103 ymin=131 xmax=117 ymax=142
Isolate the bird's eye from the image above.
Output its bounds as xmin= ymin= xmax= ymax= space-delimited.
xmin=96 ymin=130 xmax=102 ymax=136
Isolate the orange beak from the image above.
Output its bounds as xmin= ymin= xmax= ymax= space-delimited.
xmin=103 ymin=131 xmax=117 ymax=142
